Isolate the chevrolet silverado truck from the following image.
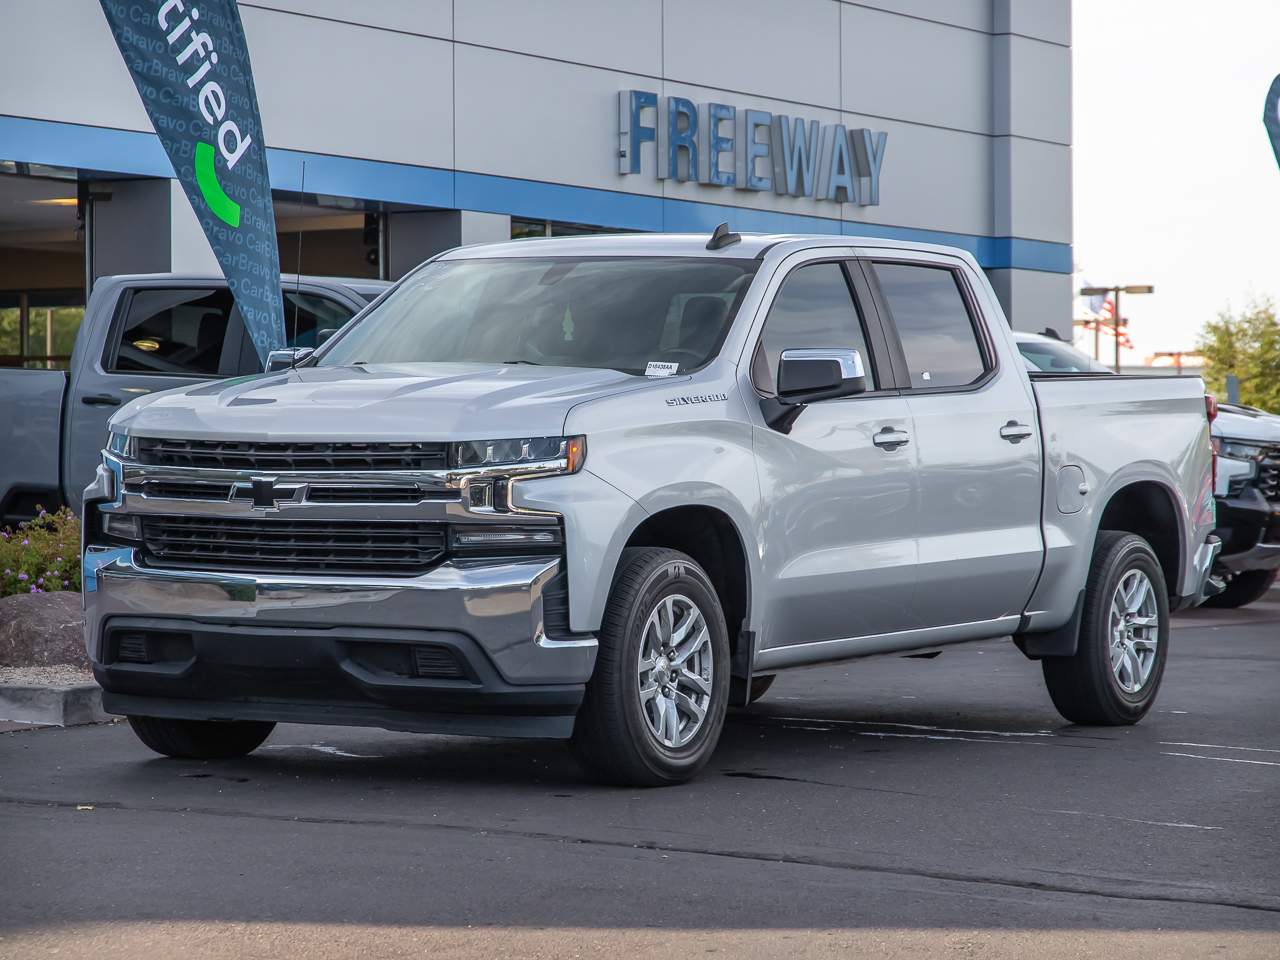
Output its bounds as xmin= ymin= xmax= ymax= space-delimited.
xmin=1 ymin=272 xmax=387 ymax=527
xmin=82 ymin=231 xmax=1220 ymax=786
xmin=1206 ymin=403 xmax=1280 ymax=607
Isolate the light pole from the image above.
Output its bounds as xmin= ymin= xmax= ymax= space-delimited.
xmin=1080 ymin=284 xmax=1155 ymax=372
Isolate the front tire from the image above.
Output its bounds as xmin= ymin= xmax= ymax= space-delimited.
xmin=572 ymin=548 xmax=731 ymax=786
xmin=127 ymin=716 xmax=275 ymax=759
xmin=1202 ymin=568 xmax=1276 ymax=609
xmin=1042 ymin=532 xmax=1169 ymax=725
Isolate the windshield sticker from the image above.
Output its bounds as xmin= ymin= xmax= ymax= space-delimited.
xmin=646 ymin=361 xmax=680 ymax=378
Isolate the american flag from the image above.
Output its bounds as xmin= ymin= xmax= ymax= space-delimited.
xmin=1087 ymin=286 xmax=1116 ymax=321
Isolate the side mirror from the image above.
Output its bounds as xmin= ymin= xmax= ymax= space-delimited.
xmin=264 ymin=347 xmax=314 ymax=372
xmin=777 ymin=348 xmax=867 ymax=405
xmin=316 ymin=327 xmax=339 ymax=345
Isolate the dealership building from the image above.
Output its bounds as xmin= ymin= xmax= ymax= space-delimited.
xmin=0 ymin=0 xmax=1072 ymax=367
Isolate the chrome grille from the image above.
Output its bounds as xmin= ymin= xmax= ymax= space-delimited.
xmin=135 ymin=438 xmax=449 ymax=472
xmin=1259 ymin=456 xmax=1280 ymax=502
xmin=138 ymin=481 xmax=234 ymax=501
xmin=141 ymin=516 xmax=446 ymax=575
xmin=305 ymin=485 xmax=437 ymax=504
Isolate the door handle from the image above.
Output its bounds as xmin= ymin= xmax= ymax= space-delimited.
xmin=872 ymin=426 xmax=911 ymax=450
xmin=999 ymin=420 xmax=1034 ymax=443
xmin=80 ymin=394 xmax=122 ymax=407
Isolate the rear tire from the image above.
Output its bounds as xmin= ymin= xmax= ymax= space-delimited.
xmin=1042 ymin=532 xmax=1169 ymax=726
xmin=572 ymin=547 xmax=730 ymax=786
xmin=127 ymin=716 xmax=275 ymax=759
xmin=1201 ymin=568 xmax=1277 ymax=609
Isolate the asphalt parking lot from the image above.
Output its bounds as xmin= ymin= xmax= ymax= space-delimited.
xmin=1 ymin=598 xmax=1277 ymax=959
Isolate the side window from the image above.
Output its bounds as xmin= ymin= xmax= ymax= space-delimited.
xmin=755 ymin=262 xmax=876 ymax=394
xmin=873 ymin=263 xmax=987 ymax=389
xmin=282 ymin=291 xmax=356 ymax=349
xmin=109 ymin=288 xmax=235 ymax=376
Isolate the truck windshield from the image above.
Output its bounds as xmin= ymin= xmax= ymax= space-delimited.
xmin=317 ymin=257 xmax=759 ymax=375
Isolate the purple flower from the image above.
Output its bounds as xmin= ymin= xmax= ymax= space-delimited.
xmin=17 ymin=573 xmax=27 ymax=582
xmin=56 ymin=557 xmax=63 ymax=563
xmin=21 ymin=538 xmax=28 ymax=546
xmin=63 ymin=580 xmax=70 ymax=587
xmin=29 ymin=586 xmax=39 ymax=593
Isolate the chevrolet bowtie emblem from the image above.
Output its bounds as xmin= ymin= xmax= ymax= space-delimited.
xmin=230 ymin=477 xmax=302 ymax=509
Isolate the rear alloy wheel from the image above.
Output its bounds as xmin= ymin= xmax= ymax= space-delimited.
xmin=572 ymin=547 xmax=730 ymax=786
xmin=1202 ymin=568 xmax=1277 ymax=609
xmin=1042 ymin=532 xmax=1169 ymax=725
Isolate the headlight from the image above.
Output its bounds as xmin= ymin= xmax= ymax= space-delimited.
xmin=1213 ymin=438 xmax=1269 ymax=461
xmin=107 ymin=431 xmax=133 ymax=458
xmin=451 ymin=436 xmax=586 ymax=473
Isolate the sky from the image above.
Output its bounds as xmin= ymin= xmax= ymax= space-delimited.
xmin=1072 ymin=0 xmax=1280 ymax=363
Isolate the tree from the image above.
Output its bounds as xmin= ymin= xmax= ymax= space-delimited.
xmin=1197 ymin=299 xmax=1280 ymax=412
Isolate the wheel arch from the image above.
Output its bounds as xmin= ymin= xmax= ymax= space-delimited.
xmin=618 ymin=503 xmax=755 ymax=664
xmin=1094 ymin=478 xmax=1185 ymax=599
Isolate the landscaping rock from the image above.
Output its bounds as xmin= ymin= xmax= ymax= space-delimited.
xmin=0 ymin=591 xmax=86 ymax=668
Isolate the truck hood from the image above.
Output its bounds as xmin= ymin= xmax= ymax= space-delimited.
xmin=1213 ymin=407 xmax=1280 ymax=444
xmin=111 ymin=362 xmax=642 ymax=442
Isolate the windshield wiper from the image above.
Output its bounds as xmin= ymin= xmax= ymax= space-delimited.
xmin=502 ymin=359 xmax=546 ymax=366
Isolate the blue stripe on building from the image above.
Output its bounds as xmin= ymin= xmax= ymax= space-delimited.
xmin=2 ymin=114 xmax=1072 ymax=274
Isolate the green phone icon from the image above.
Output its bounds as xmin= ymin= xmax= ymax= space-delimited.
xmin=195 ymin=141 xmax=242 ymax=228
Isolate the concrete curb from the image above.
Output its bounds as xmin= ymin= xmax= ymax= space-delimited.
xmin=0 ymin=683 xmax=111 ymax=727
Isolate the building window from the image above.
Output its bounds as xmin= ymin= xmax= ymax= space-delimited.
xmin=0 ymin=290 xmax=84 ymax=370
xmin=511 ymin=218 xmax=634 ymax=240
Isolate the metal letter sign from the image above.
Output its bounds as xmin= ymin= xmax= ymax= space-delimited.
xmin=619 ymin=90 xmax=887 ymax=206
xmin=1266 ymin=74 xmax=1280 ymax=172
xmin=99 ymin=0 xmax=286 ymax=363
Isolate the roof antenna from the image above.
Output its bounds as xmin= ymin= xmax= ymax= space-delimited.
xmin=706 ymin=221 xmax=741 ymax=250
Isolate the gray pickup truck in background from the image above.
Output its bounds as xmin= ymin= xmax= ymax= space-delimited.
xmin=82 ymin=232 xmax=1220 ymax=786
xmin=0 ymin=273 xmax=387 ymax=527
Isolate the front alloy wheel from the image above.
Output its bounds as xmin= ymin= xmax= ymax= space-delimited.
xmin=572 ymin=547 xmax=730 ymax=786
xmin=637 ymin=594 xmax=714 ymax=749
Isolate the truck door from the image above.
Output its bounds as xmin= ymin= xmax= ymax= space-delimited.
xmin=863 ymin=257 xmax=1042 ymax=629
xmin=750 ymin=256 xmax=920 ymax=651
xmin=63 ymin=284 xmax=242 ymax=507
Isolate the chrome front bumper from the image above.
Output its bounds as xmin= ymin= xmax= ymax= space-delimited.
xmin=1218 ymin=540 xmax=1280 ymax=574
xmin=84 ymin=549 xmax=596 ymax=738
xmin=84 ymin=548 xmax=596 ymax=685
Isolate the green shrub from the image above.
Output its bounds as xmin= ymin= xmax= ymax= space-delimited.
xmin=0 ymin=507 xmax=81 ymax=598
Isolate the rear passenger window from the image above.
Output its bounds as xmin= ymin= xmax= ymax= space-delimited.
xmin=756 ymin=262 xmax=875 ymax=393
xmin=873 ymin=264 xmax=987 ymax=389
xmin=111 ymin=288 xmax=234 ymax=376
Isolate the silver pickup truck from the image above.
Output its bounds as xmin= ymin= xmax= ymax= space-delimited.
xmin=1 ymin=272 xmax=386 ymax=527
xmin=82 ymin=231 xmax=1220 ymax=786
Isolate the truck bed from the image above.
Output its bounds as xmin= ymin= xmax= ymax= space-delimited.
xmin=1024 ymin=373 xmax=1215 ymax=630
